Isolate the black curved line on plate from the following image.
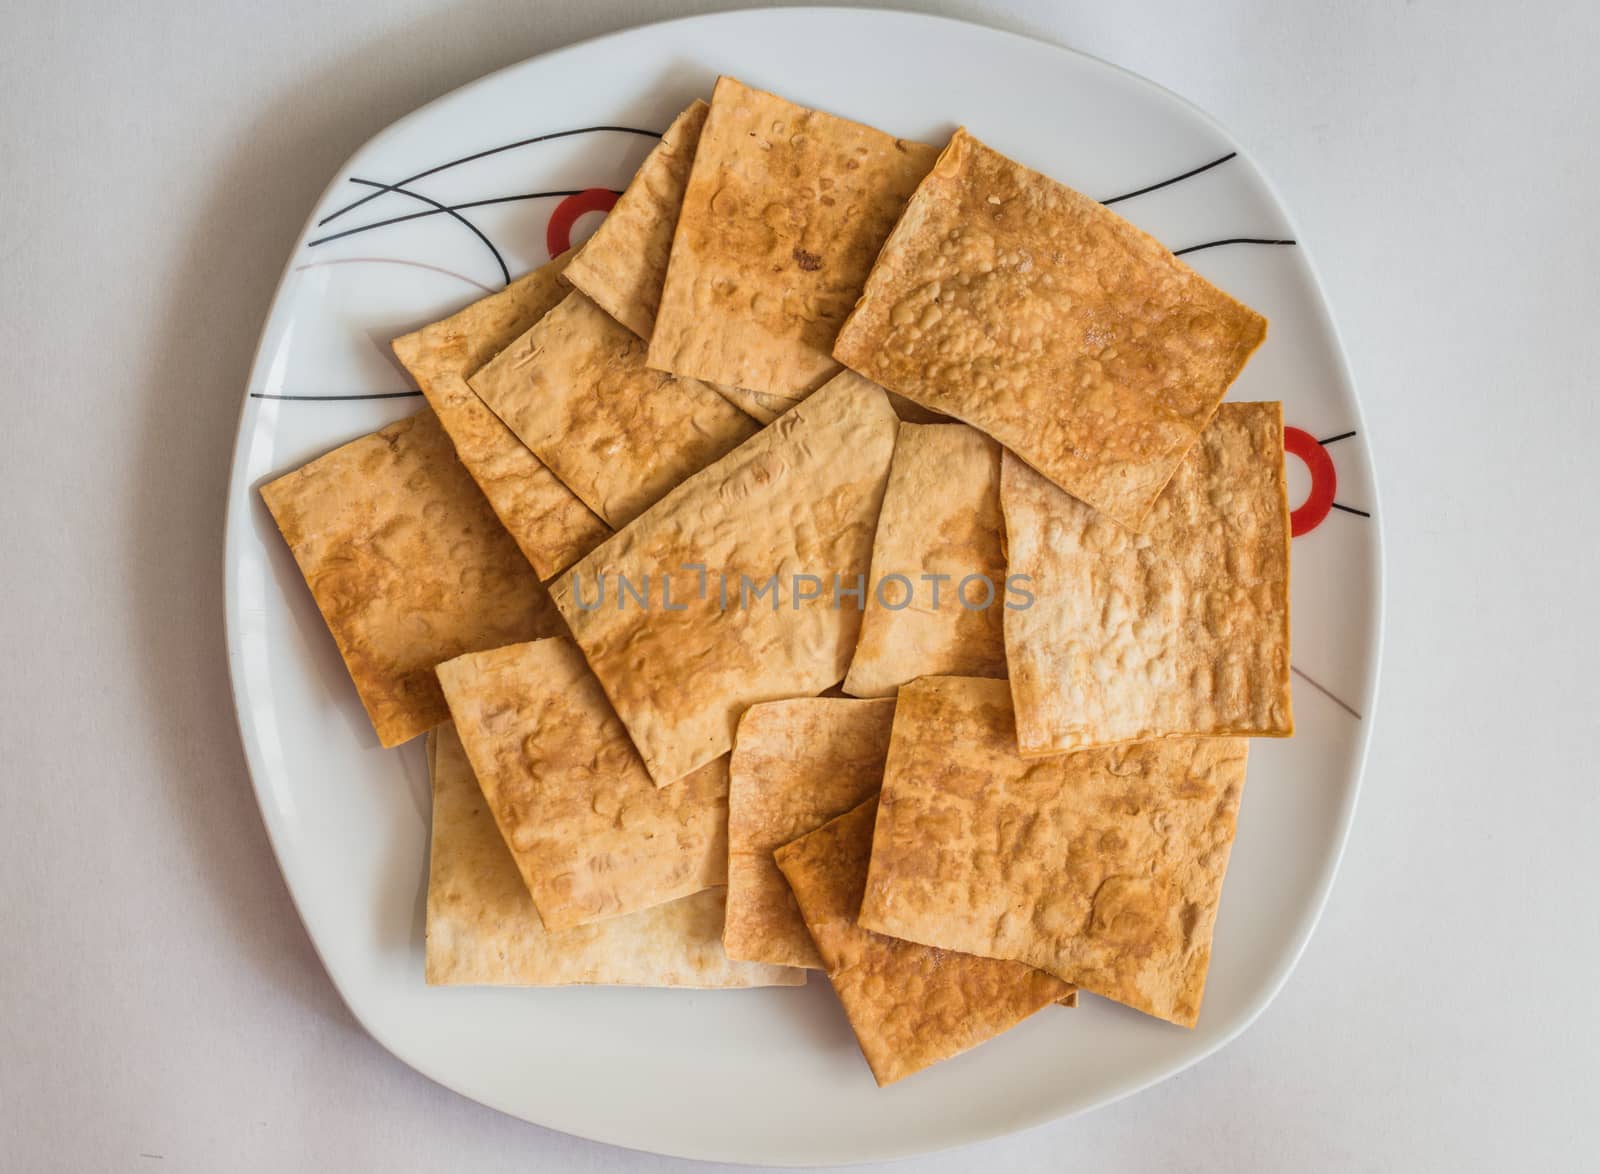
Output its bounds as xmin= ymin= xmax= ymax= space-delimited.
xmin=317 ymin=124 xmax=661 ymax=227
xmin=251 ymin=391 xmax=425 ymax=401
xmin=1319 ymin=430 xmax=1357 ymax=445
xmin=333 ymin=178 xmax=509 ymax=286
xmin=1100 ymin=151 xmax=1237 ymax=206
xmin=1172 ymin=237 xmax=1297 ymax=256
xmin=1330 ymin=502 xmax=1371 ymax=518
xmin=305 ymin=190 xmax=622 ymax=249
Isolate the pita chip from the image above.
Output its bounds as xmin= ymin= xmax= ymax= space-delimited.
xmin=1003 ymin=401 xmax=1293 ymax=756
xmin=469 ymin=290 xmax=758 ymax=528
xmin=391 ymin=252 xmax=611 ymax=578
xmin=834 ymin=129 xmax=1268 ymax=530
xmin=550 ymin=369 xmax=899 ymax=786
xmin=843 ymin=423 xmax=1007 ymax=697
xmin=564 ymin=100 xmax=708 ymax=339
xmin=725 ymin=698 xmax=895 ymax=968
xmin=259 ymin=410 xmax=562 ymax=747
xmin=776 ymin=798 xmax=1072 ymax=1085
xmin=858 ymin=677 xmax=1248 ymax=1027
xmin=435 ymin=637 xmax=730 ymax=931
xmin=648 ymin=76 xmax=938 ymax=398
xmin=426 ymin=723 xmax=801 ymax=987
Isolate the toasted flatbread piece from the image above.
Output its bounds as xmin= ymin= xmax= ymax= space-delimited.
xmin=859 ymin=677 xmax=1248 ymax=1027
xmin=1004 ymin=401 xmax=1293 ymax=755
xmin=843 ymin=424 xmax=1007 ymax=697
xmin=426 ymin=723 xmax=801 ymax=987
xmin=435 ymin=637 xmax=730 ymax=931
xmin=564 ymin=100 xmax=708 ymax=339
xmin=834 ymin=129 xmax=1268 ymax=531
xmin=725 ymin=698 xmax=895 ymax=967
xmin=259 ymin=410 xmax=561 ymax=747
xmin=777 ymin=798 xmax=1072 ymax=1085
xmin=390 ymin=253 xmax=611 ymax=578
xmin=550 ymin=370 xmax=899 ymax=786
xmin=648 ymin=76 xmax=939 ymax=398
xmin=469 ymin=291 xmax=758 ymax=528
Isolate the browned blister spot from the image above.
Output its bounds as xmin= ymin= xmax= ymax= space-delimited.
xmin=776 ymin=797 xmax=1072 ymax=1085
xmin=258 ymin=410 xmax=564 ymax=747
xmin=834 ymin=129 xmax=1268 ymax=530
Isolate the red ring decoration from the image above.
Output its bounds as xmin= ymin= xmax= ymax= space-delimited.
xmin=546 ymin=188 xmax=618 ymax=255
xmin=1283 ymin=426 xmax=1336 ymax=537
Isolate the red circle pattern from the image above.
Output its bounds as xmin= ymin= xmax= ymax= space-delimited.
xmin=1283 ymin=426 xmax=1337 ymax=537
xmin=546 ymin=188 xmax=618 ymax=256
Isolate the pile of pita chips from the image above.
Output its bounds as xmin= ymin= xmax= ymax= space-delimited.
xmin=258 ymin=76 xmax=1296 ymax=1086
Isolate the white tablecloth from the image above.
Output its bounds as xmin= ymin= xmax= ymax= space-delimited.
xmin=3 ymin=1 xmax=1596 ymax=1169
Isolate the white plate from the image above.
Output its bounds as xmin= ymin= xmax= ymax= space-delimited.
xmin=224 ymin=8 xmax=1383 ymax=1165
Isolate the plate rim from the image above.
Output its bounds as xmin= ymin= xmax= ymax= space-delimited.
xmin=222 ymin=6 xmax=1387 ymax=1164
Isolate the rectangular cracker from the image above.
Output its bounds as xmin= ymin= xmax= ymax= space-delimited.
xmin=563 ymin=100 xmax=708 ymax=339
xmin=391 ymin=252 xmax=611 ymax=578
xmin=834 ymin=128 xmax=1268 ymax=531
xmin=858 ymin=677 xmax=1249 ymax=1027
xmin=648 ymin=76 xmax=939 ymax=398
xmin=725 ymin=698 xmax=896 ymax=968
xmin=1003 ymin=401 xmax=1293 ymax=755
xmin=259 ymin=410 xmax=563 ymax=747
xmin=426 ymin=723 xmax=801 ymax=987
xmin=435 ymin=637 xmax=729 ymax=931
xmin=469 ymin=290 xmax=759 ymax=528
xmin=842 ymin=423 xmax=1007 ymax=697
xmin=550 ymin=369 xmax=900 ymax=786
xmin=776 ymin=797 xmax=1072 ymax=1085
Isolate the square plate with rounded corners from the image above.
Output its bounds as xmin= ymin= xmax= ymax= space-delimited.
xmin=224 ymin=8 xmax=1383 ymax=1165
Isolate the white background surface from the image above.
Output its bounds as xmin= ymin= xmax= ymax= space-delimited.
xmin=2 ymin=1 xmax=1596 ymax=1170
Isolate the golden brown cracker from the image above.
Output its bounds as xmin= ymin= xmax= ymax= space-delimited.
xmin=435 ymin=637 xmax=729 ymax=931
xmin=648 ymin=76 xmax=938 ymax=397
xmin=724 ymin=698 xmax=896 ymax=968
xmin=549 ymin=369 xmax=899 ymax=786
xmin=563 ymin=100 xmax=709 ymax=339
xmin=858 ymin=677 xmax=1248 ymax=1027
xmin=390 ymin=252 xmax=611 ymax=578
xmin=834 ymin=129 xmax=1268 ymax=530
xmin=259 ymin=410 xmax=561 ymax=747
xmin=1003 ymin=401 xmax=1293 ymax=755
xmin=842 ymin=423 xmax=1007 ymax=697
xmin=469 ymin=290 xmax=758 ymax=529
xmin=776 ymin=797 xmax=1072 ymax=1085
xmin=426 ymin=722 xmax=801 ymax=987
